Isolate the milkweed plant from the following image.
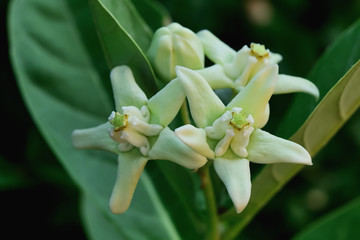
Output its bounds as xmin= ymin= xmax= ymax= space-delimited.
xmin=9 ymin=0 xmax=360 ymax=239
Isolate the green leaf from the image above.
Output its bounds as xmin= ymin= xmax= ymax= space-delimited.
xmin=131 ymin=0 xmax=171 ymax=31
xmin=277 ymin=18 xmax=360 ymax=138
xmin=88 ymin=0 xmax=158 ymax=96
xmin=294 ymin=197 xmax=360 ymax=240
xmin=221 ymin=58 xmax=360 ymax=240
xmin=9 ymin=0 xmax=179 ymax=238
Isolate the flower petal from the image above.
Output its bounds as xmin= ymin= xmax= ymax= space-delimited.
xmin=224 ymin=46 xmax=251 ymax=80
xmin=227 ymin=64 xmax=278 ymax=128
xmin=72 ymin=122 xmax=119 ymax=154
xmin=176 ymin=66 xmax=225 ymax=128
xmin=270 ymin=51 xmax=283 ymax=64
xmin=197 ymin=64 xmax=235 ymax=89
xmin=214 ymin=157 xmax=251 ymax=213
xmin=247 ymin=129 xmax=312 ymax=165
xmin=122 ymin=129 xmax=150 ymax=156
xmin=148 ymin=127 xmax=207 ymax=169
xmin=175 ymin=124 xmax=215 ymax=159
xmin=274 ymin=74 xmax=320 ymax=100
xmin=147 ymin=77 xmax=186 ymax=126
xmin=197 ymin=30 xmax=236 ymax=66
xmin=110 ymin=66 xmax=148 ymax=111
xmin=109 ymin=151 xmax=148 ymax=214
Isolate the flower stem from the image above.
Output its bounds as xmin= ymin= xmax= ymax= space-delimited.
xmin=199 ymin=162 xmax=219 ymax=240
xmin=180 ymin=102 xmax=191 ymax=125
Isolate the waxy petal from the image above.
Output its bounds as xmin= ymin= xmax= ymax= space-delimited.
xmin=197 ymin=64 xmax=235 ymax=89
xmin=230 ymin=127 xmax=254 ymax=158
xmin=227 ymin=64 xmax=278 ymax=128
xmin=147 ymin=77 xmax=186 ymax=126
xmin=72 ymin=122 xmax=119 ymax=154
xmin=247 ymin=129 xmax=312 ymax=165
xmin=214 ymin=157 xmax=251 ymax=213
xmin=197 ymin=30 xmax=236 ymax=66
xmin=109 ymin=151 xmax=148 ymax=214
xmin=127 ymin=115 xmax=163 ymax=136
xmin=214 ymin=129 xmax=235 ymax=157
xmin=204 ymin=110 xmax=233 ymax=139
xmin=110 ymin=66 xmax=148 ymax=111
xmin=275 ymin=74 xmax=320 ymax=100
xmin=148 ymin=127 xmax=207 ymax=169
xmin=176 ymin=66 xmax=225 ymax=128
xmin=175 ymin=124 xmax=215 ymax=159
xmin=122 ymin=129 xmax=150 ymax=156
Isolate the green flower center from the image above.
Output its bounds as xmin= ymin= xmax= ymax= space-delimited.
xmin=230 ymin=111 xmax=250 ymax=130
xmin=109 ymin=111 xmax=128 ymax=131
xmin=250 ymin=43 xmax=269 ymax=59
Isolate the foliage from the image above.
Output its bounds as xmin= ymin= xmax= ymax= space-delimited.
xmin=3 ymin=0 xmax=360 ymax=239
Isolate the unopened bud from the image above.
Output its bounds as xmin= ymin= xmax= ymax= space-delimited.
xmin=147 ymin=23 xmax=204 ymax=82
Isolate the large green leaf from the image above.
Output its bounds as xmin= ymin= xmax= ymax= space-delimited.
xmin=9 ymin=0 xmax=180 ymax=238
xmin=131 ymin=0 xmax=171 ymax=31
xmin=294 ymin=197 xmax=360 ymax=240
xmin=277 ymin=18 xmax=360 ymax=138
xmin=88 ymin=0 xmax=158 ymax=96
xmin=221 ymin=47 xmax=360 ymax=240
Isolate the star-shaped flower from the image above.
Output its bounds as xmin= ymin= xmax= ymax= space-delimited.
xmin=72 ymin=66 xmax=207 ymax=214
xmin=174 ymin=65 xmax=312 ymax=213
xmin=196 ymin=30 xmax=319 ymax=99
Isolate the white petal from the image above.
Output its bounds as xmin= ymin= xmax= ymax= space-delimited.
xmin=269 ymin=51 xmax=283 ymax=64
xmin=122 ymin=106 xmax=146 ymax=122
xmin=128 ymin=115 xmax=163 ymax=136
xmin=122 ymin=129 xmax=150 ymax=156
xmin=247 ymin=129 xmax=312 ymax=165
xmin=214 ymin=157 xmax=251 ymax=213
xmin=224 ymin=46 xmax=250 ymax=80
xmin=197 ymin=30 xmax=236 ymax=66
xmin=110 ymin=66 xmax=148 ymax=111
xmin=214 ymin=129 xmax=235 ymax=157
xmin=230 ymin=126 xmax=254 ymax=158
xmin=109 ymin=152 xmax=148 ymax=214
xmin=175 ymin=124 xmax=215 ymax=159
xmin=147 ymin=77 xmax=186 ymax=126
xmin=197 ymin=64 xmax=235 ymax=89
xmin=176 ymin=66 xmax=225 ymax=128
xmin=72 ymin=122 xmax=119 ymax=154
xmin=233 ymin=56 xmax=257 ymax=86
xmin=148 ymin=127 xmax=207 ymax=169
xmin=227 ymin=64 xmax=278 ymax=128
xmin=274 ymin=74 xmax=320 ymax=100
xmin=204 ymin=110 xmax=232 ymax=139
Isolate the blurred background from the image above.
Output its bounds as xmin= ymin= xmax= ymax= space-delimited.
xmin=2 ymin=0 xmax=360 ymax=239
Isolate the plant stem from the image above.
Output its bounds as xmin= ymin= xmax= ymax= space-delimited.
xmin=180 ymin=102 xmax=191 ymax=125
xmin=199 ymin=162 xmax=219 ymax=240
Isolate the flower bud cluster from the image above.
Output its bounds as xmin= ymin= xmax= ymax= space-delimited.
xmin=73 ymin=23 xmax=316 ymax=214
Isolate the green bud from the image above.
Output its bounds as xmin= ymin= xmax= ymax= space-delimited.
xmin=147 ymin=22 xmax=204 ymax=82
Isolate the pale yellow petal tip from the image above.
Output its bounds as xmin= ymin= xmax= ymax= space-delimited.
xmin=235 ymin=204 xmax=247 ymax=214
xmin=233 ymin=197 xmax=250 ymax=214
xmin=109 ymin=197 xmax=129 ymax=215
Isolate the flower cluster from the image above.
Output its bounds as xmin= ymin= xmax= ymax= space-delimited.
xmin=73 ymin=23 xmax=316 ymax=214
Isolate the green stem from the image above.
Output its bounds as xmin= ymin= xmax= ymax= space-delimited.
xmin=199 ymin=162 xmax=219 ymax=240
xmin=180 ymin=102 xmax=191 ymax=125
